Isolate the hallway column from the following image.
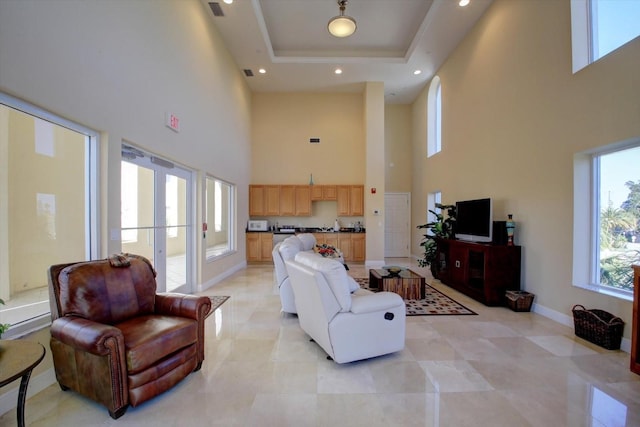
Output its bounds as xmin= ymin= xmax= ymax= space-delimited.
xmin=364 ymin=82 xmax=385 ymax=266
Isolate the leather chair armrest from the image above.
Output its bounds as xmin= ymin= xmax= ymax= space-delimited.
xmin=350 ymin=292 xmax=404 ymax=315
xmin=155 ymin=293 xmax=212 ymax=320
xmin=50 ymin=317 xmax=124 ymax=355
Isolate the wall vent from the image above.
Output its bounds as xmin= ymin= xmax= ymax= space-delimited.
xmin=310 ymin=138 xmax=320 ymax=143
xmin=208 ymin=2 xmax=224 ymax=17
xmin=243 ymin=69 xmax=254 ymax=77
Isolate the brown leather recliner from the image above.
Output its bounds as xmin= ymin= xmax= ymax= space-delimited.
xmin=48 ymin=255 xmax=211 ymax=419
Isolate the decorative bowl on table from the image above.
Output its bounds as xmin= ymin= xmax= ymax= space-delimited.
xmin=383 ymin=266 xmax=403 ymax=276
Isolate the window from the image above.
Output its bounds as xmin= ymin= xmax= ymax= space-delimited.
xmin=427 ymin=191 xmax=442 ymax=232
xmin=573 ymin=138 xmax=640 ymax=299
xmin=205 ymin=176 xmax=235 ymax=260
xmin=0 ymin=93 xmax=99 ymax=338
xmin=427 ymin=76 xmax=442 ymax=157
xmin=571 ymin=0 xmax=640 ymax=73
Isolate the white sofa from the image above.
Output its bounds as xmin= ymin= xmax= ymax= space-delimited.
xmin=272 ymin=233 xmax=319 ymax=314
xmin=272 ymin=233 xmax=346 ymax=314
xmin=285 ymin=251 xmax=406 ymax=364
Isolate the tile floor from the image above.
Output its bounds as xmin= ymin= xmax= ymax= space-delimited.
xmin=2 ymin=259 xmax=640 ymax=426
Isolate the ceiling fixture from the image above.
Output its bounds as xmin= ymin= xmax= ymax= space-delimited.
xmin=328 ymin=0 xmax=357 ymax=38
xmin=413 ymin=70 xmax=422 ymax=75
xmin=334 ymin=68 xmax=343 ymax=74
xmin=459 ymin=0 xmax=470 ymax=6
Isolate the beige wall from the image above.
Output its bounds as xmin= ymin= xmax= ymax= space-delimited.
xmin=251 ymin=92 xmax=364 ymax=185
xmin=412 ymin=0 xmax=640 ymax=335
xmin=384 ymin=104 xmax=412 ymax=193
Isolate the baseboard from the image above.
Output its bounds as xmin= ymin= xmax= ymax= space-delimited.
xmin=197 ymin=260 xmax=246 ymax=292
xmin=0 ymin=368 xmax=56 ymax=417
xmin=532 ymin=302 xmax=631 ymax=353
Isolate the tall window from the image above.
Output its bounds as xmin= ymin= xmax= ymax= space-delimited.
xmin=0 ymin=93 xmax=99 ymax=337
xmin=573 ymin=139 xmax=640 ymax=298
xmin=427 ymin=76 xmax=442 ymax=157
xmin=571 ymin=0 xmax=640 ymax=73
xmin=205 ymin=176 xmax=235 ymax=260
xmin=427 ymin=191 xmax=442 ymax=233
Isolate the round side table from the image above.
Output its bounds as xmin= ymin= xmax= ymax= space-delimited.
xmin=0 ymin=340 xmax=46 ymax=427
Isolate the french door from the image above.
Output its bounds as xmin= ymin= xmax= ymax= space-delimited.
xmin=121 ymin=145 xmax=194 ymax=293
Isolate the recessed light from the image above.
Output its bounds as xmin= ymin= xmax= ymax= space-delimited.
xmin=413 ymin=70 xmax=422 ymax=75
xmin=335 ymin=68 xmax=343 ymax=75
xmin=258 ymin=68 xmax=266 ymax=74
xmin=223 ymin=0 xmax=233 ymax=4
xmin=459 ymin=0 xmax=470 ymax=6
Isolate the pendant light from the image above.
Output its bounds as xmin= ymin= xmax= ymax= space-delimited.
xmin=328 ymin=0 xmax=357 ymax=38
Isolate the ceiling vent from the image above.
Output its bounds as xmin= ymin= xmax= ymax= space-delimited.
xmin=208 ymin=2 xmax=224 ymax=17
xmin=243 ymin=69 xmax=254 ymax=77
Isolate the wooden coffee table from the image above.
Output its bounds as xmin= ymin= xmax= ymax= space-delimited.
xmin=369 ymin=269 xmax=425 ymax=299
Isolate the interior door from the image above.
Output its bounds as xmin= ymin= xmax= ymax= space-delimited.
xmin=384 ymin=193 xmax=411 ymax=257
xmin=121 ymin=145 xmax=193 ymax=293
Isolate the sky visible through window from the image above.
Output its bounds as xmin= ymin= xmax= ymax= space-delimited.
xmin=600 ymin=147 xmax=640 ymax=210
xmin=592 ymin=0 xmax=640 ymax=60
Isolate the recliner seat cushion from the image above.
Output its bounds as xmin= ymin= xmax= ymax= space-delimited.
xmin=117 ymin=315 xmax=198 ymax=374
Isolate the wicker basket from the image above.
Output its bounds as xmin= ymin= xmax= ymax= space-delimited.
xmin=505 ymin=291 xmax=534 ymax=312
xmin=572 ymin=305 xmax=624 ymax=350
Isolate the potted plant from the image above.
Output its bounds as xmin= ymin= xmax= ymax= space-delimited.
xmin=417 ymin=203 xmax=456 ymax=278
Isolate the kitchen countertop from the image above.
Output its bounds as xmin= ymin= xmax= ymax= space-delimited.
xmin=246 ymin=228 xmax=365 ymax=234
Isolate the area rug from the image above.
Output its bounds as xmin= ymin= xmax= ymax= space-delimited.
xmin=354 ymin=278 xmax=476 ymax=316
xmin=206 ymin=295 xmax=230 ymax=318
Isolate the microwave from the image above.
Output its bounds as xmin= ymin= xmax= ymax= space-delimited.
xmin=247 ymin=220 xmax=269 ymax=231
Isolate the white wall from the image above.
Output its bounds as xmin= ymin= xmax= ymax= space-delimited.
xmin=0 ymin=0 xmax=252 ymax=408
xmin=0 ymin=0 xmax=252 ymax=285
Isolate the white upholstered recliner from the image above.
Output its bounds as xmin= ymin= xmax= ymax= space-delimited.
xmin=272 ymin=234 xmax=318 ymax=314
xmin=285 ymin=251 xmax=406 ymax=363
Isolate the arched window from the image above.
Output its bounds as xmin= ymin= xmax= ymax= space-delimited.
xmin=427 ymin=76 xmax=442 ymax=157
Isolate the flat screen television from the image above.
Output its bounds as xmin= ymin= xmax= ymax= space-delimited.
xmin=455 ymin=198 xmax=493 ymax=243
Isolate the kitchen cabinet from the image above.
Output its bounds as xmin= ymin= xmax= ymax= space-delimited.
xmin=311 ymin=185 xmax=323 ymax=201
xmin=349 ymin=185 xmax=364 ymax=216
xmin=250 ymin=183 xmax=359 ymax=217
xmin=351 ymin=233 xmax=366 ymax=262
xmin=338 ymin=234 xmax=353 ymax=261
xmin=314 ymin=233 xmax=339 ymax=248
xmin=311 ymin=185 xmax=337 ymax=201
xmin=280 ymin=185 xmax=311 ymax=216
xmin=279 ymin=186 xmax=296 ymax=216
xmin=337 ymin=185 xmax=364 ymax=216
xmin=249 ymin=185 xmax=265 ymax=216
xmin=246 ymin=232 xmax=273 ymax=263
xmin=295 ymin=185 xmax=312 ymax=216
xmin=264 ymin=186 xmax=281 ymax=216
xmin=312 ymin=232 xmax=365 ymax=262
xmin=249 ymin=185 xmax=280 ymax=216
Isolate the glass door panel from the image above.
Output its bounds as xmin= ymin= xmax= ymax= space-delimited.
xmin=121 ymin=161 xmax=155 ymax=265
xmin=121 ymin=147 xmax=193 ymax=293
xmin=165 ymin=173 xmax=188 ymax=292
